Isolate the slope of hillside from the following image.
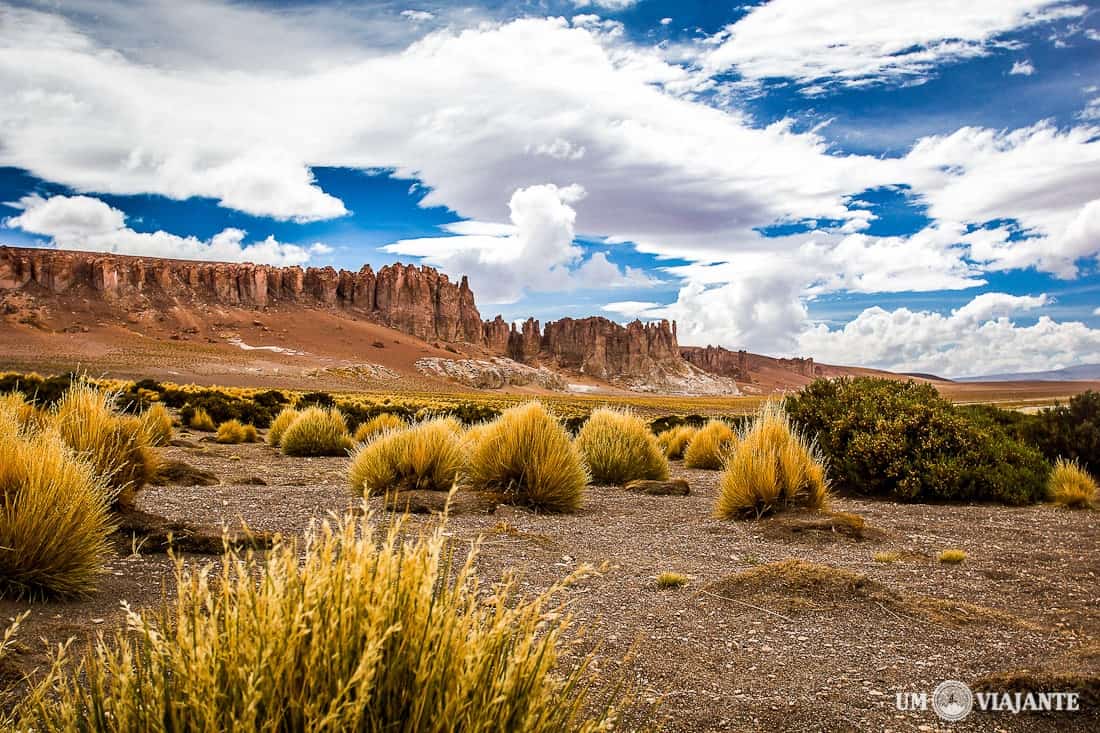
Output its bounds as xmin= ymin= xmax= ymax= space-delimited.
xmin=956 ymin=364 xmax=1100 ymax=382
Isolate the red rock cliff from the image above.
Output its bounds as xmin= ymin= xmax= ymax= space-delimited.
xmin=0 ymin=246 xmax=484 ymax=344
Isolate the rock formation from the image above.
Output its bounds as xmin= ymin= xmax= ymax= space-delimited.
xmin=681 ymin=345 xmax=817 ymax=382
xmin=0 ymin=246 xmax=483 ymax=344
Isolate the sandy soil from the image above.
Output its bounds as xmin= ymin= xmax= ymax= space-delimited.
xmin=2 ymin=434 xmax=1097 ymax=732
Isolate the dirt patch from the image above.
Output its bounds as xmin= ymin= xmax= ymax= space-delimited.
xmin=2 ymin=451 xmax=1098 ymax=731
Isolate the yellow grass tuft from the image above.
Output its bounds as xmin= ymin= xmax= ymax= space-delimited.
xmin=14 ymin=513 xmax=616 ymax=732
xmin=1047 ymin=458 xmax=1098 ymax=509
xmin=280 ymin=407 xmax=352 ymax=457
xmin=49 ymin=380 xmax=160 ymax=510
xmin=683 ymin=419 xmax=737 ymax=470
xmin=348 ymin=418 xmax=467 ymax=496
xmin=266 ymin=407 xmax=299 ymax=447
xmin=215 ymin=419 xmax=258 ymax=444
xmin=352 ymin=413 xmax=407 ymax=443
xmin=656 ymin=571 xmax=688 ymax=589
xmin=0 ymin=412 xmax=113 ymax=599
xmin=465 ymin=402 xmax=589 ymax=513
xmin=0 ymin=392 xmax=42 ymax=430
xmin=873 ymin=552 xmax=901 ymax=563
xmin=938 ymin=549 xmax=967 ymax=564
xmin=575 ymin=408 xmax=669 ymax=485
xmin=715 ymin=403 xmax=829 ymax=519
xmin=139 ymin=403 xmax=173 ymax=446
xmin=188 ymin=407 xmax=216 ymax=432
xmin=657 ymin=425 xmax=698 ymax=460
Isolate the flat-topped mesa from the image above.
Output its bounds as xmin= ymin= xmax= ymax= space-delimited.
xmin=0 ymin=246 xmax=483 ymax=343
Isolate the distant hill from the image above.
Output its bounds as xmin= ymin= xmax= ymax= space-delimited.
xmin=956 ymin=364 xmax=1100 ymax=382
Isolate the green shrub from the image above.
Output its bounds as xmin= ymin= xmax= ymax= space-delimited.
xmin=0 ymin=412 xmax=113 ymax=599
xmin=575 ymin=408 xmax=669 ymax=485
xmin=1023 ymin=391 xmax=1100 ymax=477
xmin=349 ymin=419 xmax=466 ymax=496
xmin=280 ymin=407 xmax=351 ymax=457
xmin=716 ymin=403 xmax=829 ymax=519
xmin=785 ymin=377 xmax=1049 ymax=504
xmin=683 ymin=419 xmax=737 ymax=470
xmin=15 ymin=515 xmax=616 ymax=731
xmin=465 ymin=402 xmax=588 ymax=513
xmin=1048 ymin=458 xmax=1097 ymax=508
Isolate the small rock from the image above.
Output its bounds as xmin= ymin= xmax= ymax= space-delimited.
xmin=624 ymin=479 xmax=690 ymax=496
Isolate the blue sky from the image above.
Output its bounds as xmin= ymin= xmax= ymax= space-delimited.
xmin=1 ymin=0 xmax=1099 ymax=376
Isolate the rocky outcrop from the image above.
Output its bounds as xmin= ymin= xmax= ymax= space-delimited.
xmin=681 ymin=345 xmax=816 ymax=382
xmin=0 ymin=246 xmax=483 ymax=345
xmin=415 ymin=357 xmax=568 ymax=391
xmin=538 ymin=317 xmax=680 ymax=381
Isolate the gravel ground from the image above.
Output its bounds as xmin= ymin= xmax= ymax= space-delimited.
xmin=3 ymin=435 xmax=1097 ymax=732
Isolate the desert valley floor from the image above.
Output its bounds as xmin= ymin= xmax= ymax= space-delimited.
xmin=2 ymin=430 xmax=1096 ymax=732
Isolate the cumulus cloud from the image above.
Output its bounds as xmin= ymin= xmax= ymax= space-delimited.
xmin=903 ymin=122 xmax=1100 ymax=277
xmin=1010 ymin=59 xmax=1036 ymax=75
xmin=5 ymin=194 xmax=328 ymax=266
xmin=799 ymin=293 xmax=1100 ymax=376
xmin=384 ymin=184 xmax=657 ymax=303
xmin=702 ymin=0 xmax=1082 ymax=93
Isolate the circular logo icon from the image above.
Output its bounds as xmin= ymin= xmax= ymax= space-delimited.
xmin=932 ymin=680 xmax=974 ymax=722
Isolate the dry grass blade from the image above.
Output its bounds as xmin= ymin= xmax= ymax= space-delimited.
xmin=14 ymin=512 xmax=620 ymax=732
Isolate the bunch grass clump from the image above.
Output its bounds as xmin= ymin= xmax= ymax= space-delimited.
xmin=215 ymin=419 xmax=258 ymax=444
xmin=50 ymin=380 xmax=160 ymax=509
xmin=15 ymin=513 xmax=617 ymax=732
xmin=139 ymin=403 xmax=173 ymax=446
xmin=353 ymin=413 xmax=407 ymax=443
xmin=575 ymin=408 xmax=668 ymax=486
xmin=1047 ymin=458 xmax=1098 ymax=508
xmin=655 ymin=572 xmax=687 ymax=589
xmin=348 ymin=418 xmax=466 ymax=496
xmin=715 ymin=403 xmax=829 ymax=519
xmin=657 ymin=425 xmax=698 ymax=460
xmin=188 ymin=407 xmax=216 ymax=432
xmin=0 ymin=392 xmax=41 ymax=430
xmin=280 ymin=407 xmax=352 ymax=457
xmin=938 ymin=549 xmax=967 ymax=564
xmin=465 ymin=402 xmax=588 ymax=513
xmin=683 ymin=419 xmax=737 ymax=470
xmin=266 ymin=407 xmax=299 ymax=447
xmin=0 ymin=412 xmax=113 ymax=599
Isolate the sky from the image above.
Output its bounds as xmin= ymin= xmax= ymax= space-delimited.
xmin=1 ymin=0 xmax=1099 ymax=378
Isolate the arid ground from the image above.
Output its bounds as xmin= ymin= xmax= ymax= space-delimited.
xmin=3 ymin=430 xmax=1097 ymax=732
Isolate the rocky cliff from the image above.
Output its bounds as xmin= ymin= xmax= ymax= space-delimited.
xmin=0 ymin=245 xmax=483 ymax=344
xmin=681 ymin=345 xmax=816 ymax=382
xmin=0 ymin=245 xmax=750 ymax=392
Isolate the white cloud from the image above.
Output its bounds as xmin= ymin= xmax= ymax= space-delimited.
xmin=2 ymin=4 xmax=1099 ymax=372
xmin=5 ymin=194 xmax=326 ymax=266
xmin=1010 ymin=59 xmax=1036 ymax=75
xmin=1094 ymin=306 xmax=1100 ymax=316
xmin=1079 ymin=97 xmax=1100 ymax=121
xmin=702 ymin=0 xmax=1083 ymax=93
xmin=571 ymin=0 xmax=640 ymax=11
xmin=659 ymin=17 xmax=672 ymax=26
xmin=799 ymin=293 xmax=1100 ymax=376
xmin=400 ymin=10 xmax=435 ymax=23
xmin=603 ymin=300 xmax=661 ymax=317
xmin=903 ymin=122 xmax=1100 ymax=277
xmin=384 ymin=184 xmax=656 ymax=303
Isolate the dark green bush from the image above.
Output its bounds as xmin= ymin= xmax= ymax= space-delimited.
xmin=297 ymin=391 xmax=335 ymax=409
xmin=176 ymin=390 xmax=280 ymax=429
xmin=1021 ymin=391 xmax=1100 ymax=477
xmin=335 ymin=402 xmax=415 ymax=431
xmin=784 ymin=378 xmax=1049 ymax=505
xmin=649 ymin=414 xmax=708 ymax=435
